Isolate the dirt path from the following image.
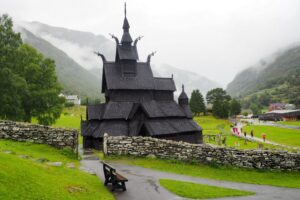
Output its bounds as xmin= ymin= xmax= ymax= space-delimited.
xmin=81 ymin=156 xmax=300 ymax=200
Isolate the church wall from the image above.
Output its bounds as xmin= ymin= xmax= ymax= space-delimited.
xmin=107 ymin=90 xmax=154 ymax=102
xmin=106 ymin=90 xmax=175 ymax=102
xmin=153 ymin=91 xmax=174 ymax=101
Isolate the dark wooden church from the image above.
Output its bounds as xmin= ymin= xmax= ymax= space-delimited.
xmin=81 ymin=5 xmax=203 ymax=149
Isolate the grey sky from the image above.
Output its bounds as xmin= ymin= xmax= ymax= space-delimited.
xmin=1 ymin=0 xmax=300 ymax=86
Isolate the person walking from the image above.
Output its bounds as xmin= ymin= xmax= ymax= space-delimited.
xmin=262 ymin=133 xmax=266 ymax=142
xmin=250 ymin=130 xmax=254 ymax=138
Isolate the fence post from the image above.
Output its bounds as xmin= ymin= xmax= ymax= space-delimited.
xmin=103 ymin=133 xmax=108 ymax=156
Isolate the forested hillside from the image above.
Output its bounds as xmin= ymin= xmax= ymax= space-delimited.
xmin=227 ymin=45 xmax=300 ymax=109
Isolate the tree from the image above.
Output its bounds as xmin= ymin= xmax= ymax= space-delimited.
xmin=250 ymin=103 xmax=262 ymax=115
xmin=0 ymin=14 xmax=25 ymax=120
xmin=0 ymin=14 xmax=64 ymax=125
xmin=206 ymin=88 xmax=231 ymax=118
xmin=229 ymin=99 xmax=241 ymax=116
xmin=189 ymin=89 xmax=205 ymax=115
xmin=206 ymin=88 xmax=231 ymax=104
xmin=212 ymin=99 xmax=230 ymax=119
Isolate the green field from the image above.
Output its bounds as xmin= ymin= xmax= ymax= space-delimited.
xmin=194 ymin=116 xmax=231 ymax=135
xmin=159 ymin=179 xmax=254 ymax=199
xmin=243 ymin=125 xmax=300 ymax=147
xmin=104 ymin=155 xmax=300 ymax=188
xmin=0 ymin=140 xmax=114 ymax=200
xmin=32 ymin=106 xmax=86 ymax=130
xmin=278 ymin=121 xmax=300 ymax=127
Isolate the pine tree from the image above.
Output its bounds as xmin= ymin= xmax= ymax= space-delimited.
xmin=189 ymin=89 xmax=206 ymax=116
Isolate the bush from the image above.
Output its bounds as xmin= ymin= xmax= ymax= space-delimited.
xmin=65 ymin=102 xmax=74 ymax=107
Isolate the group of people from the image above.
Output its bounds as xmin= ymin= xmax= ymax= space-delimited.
xmin=232 ymin=125 xmax=267 ymax=142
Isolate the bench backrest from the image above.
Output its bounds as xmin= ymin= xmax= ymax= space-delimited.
xmin=103 ymin=163 xmax=116 ymax=180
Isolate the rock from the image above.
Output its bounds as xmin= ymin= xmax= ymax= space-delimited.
xmin=3 ymin=150 xmax=13 ymax=154
xmin=36 ymin=158 xmax=49 ymax=163
xmin=19 ymin=155 xmax=30 ymax=159
xmin=66 ymin=163 xmax=76 ymax=169
xmin=46 ymin=162 xmax=63 ymax=167
xmin=146 ymin=154 xmax=156 ymax=159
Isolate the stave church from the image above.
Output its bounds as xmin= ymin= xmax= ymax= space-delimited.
xmin=81 ymin=5 xmax=203 ymax=149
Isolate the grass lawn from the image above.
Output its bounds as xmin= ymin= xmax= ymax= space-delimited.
xmin=194 ymin=115 xmax=232 ymax=135
xmin=194 ymin=116 xmax=282 ymax=150
xmin=278 ymin=121 xmax=300 ymax=127
xmin=159 ymin=179 xmax=254 ymax=199
xmin=103 ymin=155 xmax=300 ymax=188
xmin=243 ymin=125 xmax=300 ymax=147
xmin=0 ymin=140 xmax=114 ymax=200
xmin=32 ymin=106 xmax=86 ymax=130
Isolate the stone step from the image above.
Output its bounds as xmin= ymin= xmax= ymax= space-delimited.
xmin=82 ymin=155 xmax=99 ymax=160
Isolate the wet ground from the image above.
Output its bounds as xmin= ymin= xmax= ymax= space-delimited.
xmin=81 ymin=155 xmax=300 ymax=200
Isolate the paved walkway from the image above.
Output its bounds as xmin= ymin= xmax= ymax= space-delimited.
xmin=81 ymin=155 xmax=300 ymax=200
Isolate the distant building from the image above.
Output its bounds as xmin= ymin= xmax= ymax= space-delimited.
xmin=80 ymin=5 xmax=202 ymax=150
xmin=268 ymin=103 xmax=296 ymax=111
xmin=259 ymin=109 xmax=300 ymax=121
xmin=268 ymin=103 xmax=285 ymax=111
xmin=60 ymin=94 xmax=81 ymax=105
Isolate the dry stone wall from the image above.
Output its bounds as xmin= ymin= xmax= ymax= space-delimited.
xmin=0 ymin=120 xmax=78 ymax=151
xmin=104 ymin=135 xmax=300 ymax=171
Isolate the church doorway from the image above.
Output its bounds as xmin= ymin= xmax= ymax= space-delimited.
xmin=138 ymin=124 xmax=149 ymax=136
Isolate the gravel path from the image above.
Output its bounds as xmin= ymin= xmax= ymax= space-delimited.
xmin=81 ymin=156 xmax=300 ymax=200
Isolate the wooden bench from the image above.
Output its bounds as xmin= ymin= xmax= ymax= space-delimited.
xmin=102 ymin=162 xmax=128 ymax=191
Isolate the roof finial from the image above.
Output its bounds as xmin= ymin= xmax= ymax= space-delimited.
xmin=124 ymin=2 xmax=127 ymax=17
xmin=182 ymin=84 xmax=185 ymax=91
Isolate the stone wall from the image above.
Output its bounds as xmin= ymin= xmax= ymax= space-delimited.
xmin=104 ymin=135 xmax=300 ymax=171
xmin=0 ymin=120 xmax=78 ymax=151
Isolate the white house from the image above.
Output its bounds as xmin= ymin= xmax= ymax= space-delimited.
xmin=60 ymin=94 xmax=81 ymax=105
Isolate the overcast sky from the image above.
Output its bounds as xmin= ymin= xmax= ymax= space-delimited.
xmin=1 ymin=0 xmax=300 ymax=86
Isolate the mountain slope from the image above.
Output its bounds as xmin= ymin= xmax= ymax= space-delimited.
xmin=227 ymin=45 xmax=300 ymax=106
xmin=20 ymin=28 xmax=102 ymax=99
xmin=20 ymin=21 xmax=115 ymax=70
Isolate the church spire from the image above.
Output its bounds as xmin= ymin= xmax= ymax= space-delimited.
xmin=179 ymin=84 xmax=189 ymax=106
xmin=121 ymin=2 xmax=133 ymax=45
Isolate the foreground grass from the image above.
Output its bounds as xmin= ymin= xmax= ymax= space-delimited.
xmin=0 ymin=140 xmax=77 ymax=164
xmin=243 ymin=125 xmax=300 ymax=147
xmin=0 ymin=140 xmax=114 ymax=200
xmin=159 ymin=179 xmax=254 ymax=199
xmin=278 ymin=120 xmax=300 ymax=127
xmin=104 ymin=155 xmax=300 ymax=188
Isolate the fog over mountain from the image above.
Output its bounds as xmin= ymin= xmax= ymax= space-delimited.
xmin=2 ymin=0 xmax=300 ymax=86
xmin=227 ymin=44 xmax=300 ymax=106
xmin=18 ymin=21 xmax=219 ymax=97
